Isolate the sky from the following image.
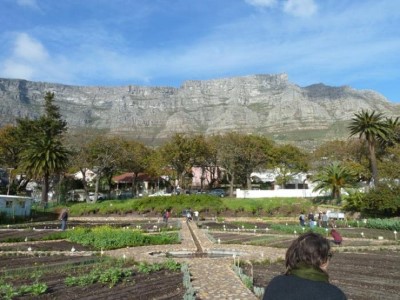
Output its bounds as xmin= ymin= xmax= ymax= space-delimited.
xmin=1 ymin=0 xmax=399 ymax=102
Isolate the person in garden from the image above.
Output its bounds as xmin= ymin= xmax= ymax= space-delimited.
xmin=263 ymin=232 xmax=347 ymax=300
xmin=59 ymin=208 xmax=68 ymax=231
xmin=186 ymin=209 xmax=192 ymax=222
xmin=164 ymin=209 xmax=171 ymax=223
xmin=308 ymin=212 xmax=315 ymax=228
xmin=299 ymin=213 xmax=306 ymax=226
xmin=193 ymin=210 xmax=199 ymax=221
xmin=322 ymin=211 xmax=329 ymax=228
xmin=317 ymin=211 xmax=323 ymax=227
xmin=330 ymin=228 xmax=343 ymax=246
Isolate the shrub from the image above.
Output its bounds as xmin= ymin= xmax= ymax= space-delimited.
xmin=361 ymin=184 xmax=400 ymax=217
xmin=66 ymin=226 xmax=179 ymax=250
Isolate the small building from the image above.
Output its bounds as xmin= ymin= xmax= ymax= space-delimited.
xmin=0 ymin=195 xmax=33 ymax=218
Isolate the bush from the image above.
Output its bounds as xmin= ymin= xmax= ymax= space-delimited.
xmin=361 ymin=184 xmax=400 ymax=217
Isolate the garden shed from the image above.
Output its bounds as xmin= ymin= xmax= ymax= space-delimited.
xmin=0 ymin=195 xmax=33 ymax=218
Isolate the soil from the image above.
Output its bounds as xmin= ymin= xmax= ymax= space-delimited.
xmin=1 ymin=254 xmax=185 ymax=300
xmin=15 ymin=269 xmax=184 ymax=300
xmin=245 ymin=251 xmax=400 ymax=300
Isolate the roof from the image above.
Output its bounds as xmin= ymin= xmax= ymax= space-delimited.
xmin=112 ymin=172 xmax=152 ymax=183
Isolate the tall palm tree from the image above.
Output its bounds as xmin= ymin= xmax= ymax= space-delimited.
xmin=312 ymin=162 xmax=356 ymax=201
xmin=20 ymin=136 xmax=70 ymax=203
xmin=348 ymin=110 xmax=389 ymax=186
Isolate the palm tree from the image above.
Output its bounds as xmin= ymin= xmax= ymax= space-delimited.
xmin=20 ymin=135 xmax=70 ymax=203
xmin=348 ymin=110 xmax=389 ymax=186
xmin=312 ymin=162 xmax=356 ymax=201
xmin=379 ymin=117 xmax=400 ymax=148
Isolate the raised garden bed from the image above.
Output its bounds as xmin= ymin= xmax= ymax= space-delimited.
xmin=0 ymin=255 xmax=185 ymax=300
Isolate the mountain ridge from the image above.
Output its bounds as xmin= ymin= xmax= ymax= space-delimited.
xmin=0 ymin=74 xmax=399 ymax=147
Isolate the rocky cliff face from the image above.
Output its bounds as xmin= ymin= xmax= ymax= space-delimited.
xmin=0 ymin=74 xmax=399 ymax=146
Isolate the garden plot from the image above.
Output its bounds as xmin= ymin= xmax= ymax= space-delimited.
xmin=203 ymin=220 xmax=400 ymax=248
xmin=0 ymin=255 xmax=185 ymax=300
xmin=246 ymin=251 xmax=400 ymax=300
xmin=0 ymin=221 xmax=187 ymax=299
xmin=0 ymin=220 xmax=180 ymax=232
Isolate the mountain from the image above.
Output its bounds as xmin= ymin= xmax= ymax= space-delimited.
xmin=0 ymin=74 xmax=399 ymax=147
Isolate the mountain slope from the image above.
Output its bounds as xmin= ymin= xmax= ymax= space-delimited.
xmin=0 ymin=74 xmax=398 ymax=146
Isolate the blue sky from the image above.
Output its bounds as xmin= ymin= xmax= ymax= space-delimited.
xmin=1 ymin=0 xmax=399 ymax=102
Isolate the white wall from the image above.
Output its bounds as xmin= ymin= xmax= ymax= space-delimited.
xmin=236 ymin=188 xmax=327 ymax=198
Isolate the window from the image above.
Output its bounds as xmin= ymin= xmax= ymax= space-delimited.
xmin=19 ymin=201 xmax=25 ymax=208
xmin=5 ymin=201 xmax=12 ymax=208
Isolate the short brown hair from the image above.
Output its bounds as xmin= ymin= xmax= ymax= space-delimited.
xmin=285 ymin=232 xmax=331 ymax=274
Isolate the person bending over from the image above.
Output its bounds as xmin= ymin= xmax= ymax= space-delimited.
xmin=263 ymin=232 xmax=347 ymax=300
xmin=330 ymin=228 xmax=343 ymax=245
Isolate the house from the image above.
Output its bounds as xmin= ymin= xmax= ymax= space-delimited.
xmin=190 ymin=166 xmax=221 ymax=189
xmin=112 ymin=172 xmax=152 ymax=193
xmin=251 ymin=169 xmax=310 ymax=189
xmin=0 ymin=195 xmax=32 ymax=218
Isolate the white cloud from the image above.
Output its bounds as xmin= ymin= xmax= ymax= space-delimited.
xmin=244 ymin=0 xmax=277 ymax=8
xmin=283 ymin=0 xmax=317 ymax=17
xmin=14 ymin=33 xmax=49 ymax=62
xmin=0 ymin=32 xmax=72 ymax=83
xmin=16 ymin=0 xmax=39 ymax=9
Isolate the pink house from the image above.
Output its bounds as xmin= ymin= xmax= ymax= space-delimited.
xmin=190 ymin=166 xmax=221 ymax=190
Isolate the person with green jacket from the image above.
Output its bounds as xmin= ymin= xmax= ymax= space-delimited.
xmin=263 ymin=232 xmax=347 ymax=300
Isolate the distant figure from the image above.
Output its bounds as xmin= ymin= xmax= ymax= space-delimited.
xmin=59 ymin=208 xmax=68 ymax=231
xmin=330 ymin=229 xmax=343 ymax=246
xmin=186 ymin=210 xmax=192 ymax=222
xmin=263 ymin=232 xmax=347 ymax=300
xmin=308 ymin=212 xmax=315 ymax=228
xmin=322 ymin=212 xmax=329 ymax=228
xmin=318 ymin=211 xmax=323 ymax=227
xmin=299 ymin=213 xmax=306 ymax=226
xmin=162 ymin=209 xmax=170 ymax=223
xmin=193 ymin=210 xmax=199 ymax=221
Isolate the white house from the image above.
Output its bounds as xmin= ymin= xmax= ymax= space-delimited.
xmin=251 ymin=169 xmax=310 ymax=189
xmin=0 ymin=195 xmax=33 ymax=218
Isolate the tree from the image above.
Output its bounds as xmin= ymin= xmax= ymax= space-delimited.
xmin=201 ymin=136 xmax=222 ymax=189
xmin=271 ymin=144 xmax=309 ymax=187
xmin=313 ymin=139 xmax=370 ymax=182
xmin=379 ymin=117 xmax=400 ymax=148
xmin=378 ymin=144 xmax=400 ymax=182
xmin=20 ymin=137 xmax=69 ymax=202
xmin=119 ymin=139 xmax=152 ymax=195
xmin=212 ymin=133 xmax=242 ymax=196
xmin=65 ymin=128 xmax=107 ymax=201
xmin=312 ymin=162 xmax=357 ymax=201
xmin=159 ymin=133 xmax=206 ymax=190
xmin=213 ymin=133 xmax=272 ymax=195
xmin=235 ymin=135 xmax=272 ymax=189
xmin=18 ymin=92 xmax=70 ymax=203
xmin=348 ymin=110 xmax=390 ymax=186
xmin=0 ymin=125 xmax=22 ymax=169
xmin=85 ymin=136 xmax=123 ymax=202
